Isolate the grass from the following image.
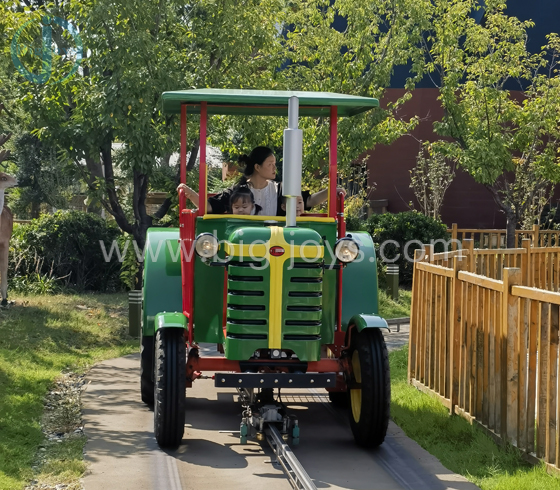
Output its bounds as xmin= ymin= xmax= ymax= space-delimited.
xmin=0 ymin=293 xmax=137 ymax=490
xmin=390 ymin=345 xmax=560 ymax=490
xmin=378 ymin=288 xmax=411 ymax=319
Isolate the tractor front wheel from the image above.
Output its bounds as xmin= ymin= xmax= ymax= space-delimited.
xmin=154 ymin=328 xmax=186 ymax=448
xmin=348 ymin=328 xmax=390 ymax=448
xmin=140 ymin=331 xmax=154 ymax=406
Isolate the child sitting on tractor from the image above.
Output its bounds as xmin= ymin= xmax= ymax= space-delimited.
xmin=229 ymin=184 xmax=262 ymax=215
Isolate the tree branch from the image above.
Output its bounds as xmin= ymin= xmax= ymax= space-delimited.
xmin=100 ymin=137 xmax=133 ymax=234
xmin=153 ymin=139 xmax=199 ymax=220
xmin=186 ymin=138 xmax=200 ymax=171
xmin=484 ymin=183 xmax=511 ymax=215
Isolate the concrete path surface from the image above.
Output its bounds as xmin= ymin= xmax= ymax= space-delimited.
xmin=384 ymin=323 xmax=410 ymax=353
xmin=82 ymin=333 xmax=479 ymax=490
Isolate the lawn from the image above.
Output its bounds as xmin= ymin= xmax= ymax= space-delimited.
xmin=0 ymin=293 xmax=137 ymax=490
xmin=7 ymin=290 xmax=554 ymax=490
xmin=378 ymin=289 xmax=411 ymax=319
xmin=390 ymin=345 xmax=560 ymax=490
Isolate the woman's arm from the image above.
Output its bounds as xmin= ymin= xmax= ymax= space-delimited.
xmin=176 ymin=184 xmax=214 ymax=212
xmin=306 ymin=187 xmax=346 ymax=208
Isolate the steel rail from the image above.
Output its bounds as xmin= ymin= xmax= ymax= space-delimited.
xmin=265 ymin=424 xmax=317 ymax=490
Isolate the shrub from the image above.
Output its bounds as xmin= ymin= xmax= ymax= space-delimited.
xmin=118 ymin=233 xmax=141 ymax=291
xmin=366 ymin=211 xmax=450 ymax=285
xmin=345 ymin=215 xmax=366 ymax=232
xmin=9 ymin=211 xmax=123 ymax=292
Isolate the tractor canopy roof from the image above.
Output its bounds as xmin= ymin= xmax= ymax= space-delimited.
xmin=161 ymin=89 xmax=379 ymax=117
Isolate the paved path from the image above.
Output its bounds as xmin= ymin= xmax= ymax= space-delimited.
xmin=82 ymin=329 xmax=479 ymax=490
xmin=384 ymin=323 xmax=410 ymax=352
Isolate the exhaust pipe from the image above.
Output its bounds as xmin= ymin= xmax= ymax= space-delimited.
xmin=283 ymin=96 xmax=303 ymax=228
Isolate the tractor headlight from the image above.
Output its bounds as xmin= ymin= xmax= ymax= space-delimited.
xmin=335 ymin=237 xmax=359 ymax=263
xmin=195 ymin=233 xmax=219 ymax=258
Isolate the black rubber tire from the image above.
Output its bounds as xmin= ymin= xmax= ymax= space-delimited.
xmin=328 ymin=391 xmax=349 ymax=408
xmin=140 ymin=332 xmax=154 ymax=406
xmin=348 ymin=328 xmax=390 ymax=448
xmin=154 ymin=329 xmax=186 ymax=448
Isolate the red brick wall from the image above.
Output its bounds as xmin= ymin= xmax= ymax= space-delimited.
xmin=364 ymin=88 xmax=507 ymax=228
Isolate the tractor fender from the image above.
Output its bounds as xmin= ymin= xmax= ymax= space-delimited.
xmin=341 ymin=232 xmax=380 ymax=330
xmin=154 ymin=312 xmax=188 ymax=332
xmin=142 ymin=228 xmax=182 ymax=337
xmin=348 ymin=313 xmax=389 ymax=333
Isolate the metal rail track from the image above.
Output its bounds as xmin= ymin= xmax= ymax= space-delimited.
xmin=265 ymin=424 xmax=317 ymax=490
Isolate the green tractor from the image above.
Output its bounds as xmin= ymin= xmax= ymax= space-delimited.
xmin=140 ymin=89 xmax=390 ymax=449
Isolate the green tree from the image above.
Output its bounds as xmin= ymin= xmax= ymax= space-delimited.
xmin=8 ymin=0 xmax=433 ymax=244
xmin=9 ymin=0 xmax=286 ymax=251
xmin=0 ymin=4 xmax=32 ymax=181
xmin=211 ymin=0 xmax=430 ymax=193
xmin=423 ymin=0 xmax=560 ymax=247
xmin=12 ymin=133 xmax=73 ymax=218
xmin=410 ymin=143 xmax=455 ymax=220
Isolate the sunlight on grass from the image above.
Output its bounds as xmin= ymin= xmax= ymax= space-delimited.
xmin=378 ymin=289 xmax=411 ymax=319
xmin=390 ymin=346 xmax=560 ymax=490
xmin=0 ymin=293 xmax=137 ymax=490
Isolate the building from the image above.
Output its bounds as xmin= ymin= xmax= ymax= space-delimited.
xmin=364 ymin=1 xmax=560 ymax=228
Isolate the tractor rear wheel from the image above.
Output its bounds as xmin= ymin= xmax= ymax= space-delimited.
xmin=140 ymin=331 xmax=154 ymax=406
xmin=348 ymin=328 xmax=390 ymax=448
xmin=154 ymin=328 xmax=186 ymax=448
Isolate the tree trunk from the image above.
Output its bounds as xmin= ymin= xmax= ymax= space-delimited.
xmin=31 ymin=201 xmax=40 ymax=219
xmin=132 ymin=218 xmax=150 ymax=292
xmin=85 ymin=157 xmax=104 ymax=215
xmin=153 ymin=139 xmax=200 ymax=220
xmin=100 ymin=138 xmax=134 ymax=234
xmin=134 ymin=263 xmax=144 ymax=291
xmin=506 ymin=212 xmax=517 ymax=249
xmin=132 ymin=170 xmax=151 ymax=250
xmin=130 ymin=169 xmax=152 ymax=291
xmin=186 ymin=139 xmax=200 ymax=171
xmin=485 ymin=184 xmax=517 ymax=248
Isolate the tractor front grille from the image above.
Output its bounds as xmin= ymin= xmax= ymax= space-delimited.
xmin=283 ymin=261 xmax=323 ymax=338
xmin=226 ymin=261 xmax=268 ymax=340
xmin=226 ymin=259 xmax=324 ymax=343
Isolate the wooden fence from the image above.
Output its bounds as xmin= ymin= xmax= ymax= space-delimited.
xmin=448 ymin=223 xmax=560 ymax=249
xmin=409 ymin=246 xmax=560 ymax=473
xmin=427 ymin=239 xmax=560 ymax=292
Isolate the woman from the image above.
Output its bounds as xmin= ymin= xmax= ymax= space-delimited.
xmin=179 ymin=146 xmax=343 ymax=215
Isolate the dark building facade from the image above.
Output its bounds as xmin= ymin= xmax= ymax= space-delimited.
xmin=364 ymin=1 xmax=560 ymax=228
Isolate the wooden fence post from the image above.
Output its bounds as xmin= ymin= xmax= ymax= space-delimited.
xmin=533 ymin=224 xmax=540 ymax=247
xmin=408 ymin=249 xmax=422 ymax=383
xmin=451 ymin=223 xmax=458 ymax=251
xmin=502 ymin=267 xmax=522 ymax=445
xmin=424 ymin=244 xmax=434 ymax=263
xmin=521 ymin=238 xmax=531 ymax=287
xmin=463 ymin=238 xmax=475 ymax=273
xmin=450 ymin=253 xmax=467 ymax=412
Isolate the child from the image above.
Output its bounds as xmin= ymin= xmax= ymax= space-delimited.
xmin=280 ymin=195 xmax=305 ymax=217
xmin=229 ymin=185 xmax=262 ymax=215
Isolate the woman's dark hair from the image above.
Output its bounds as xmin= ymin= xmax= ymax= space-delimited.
xmin=238 ymin=146 xmax=274 ymax=184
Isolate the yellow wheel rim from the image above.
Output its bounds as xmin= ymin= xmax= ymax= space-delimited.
xmin=350 ymin=350 xmax=362 ymax=423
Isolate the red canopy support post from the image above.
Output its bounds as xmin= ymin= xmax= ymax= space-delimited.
xmin=337 ymin=191 xmax=346 ymax=239
xmin=198 ymin=101 xmax=208 ymax=216
xmin=329 ymin=106 xmax=338 ymax=218
xmin=179 ymin=103 xmax=187 ymax=211
xmin=179 ymin=102 xmax=195 ymax=344
xmin=336 ymin=191 xmax=345 ymax=334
